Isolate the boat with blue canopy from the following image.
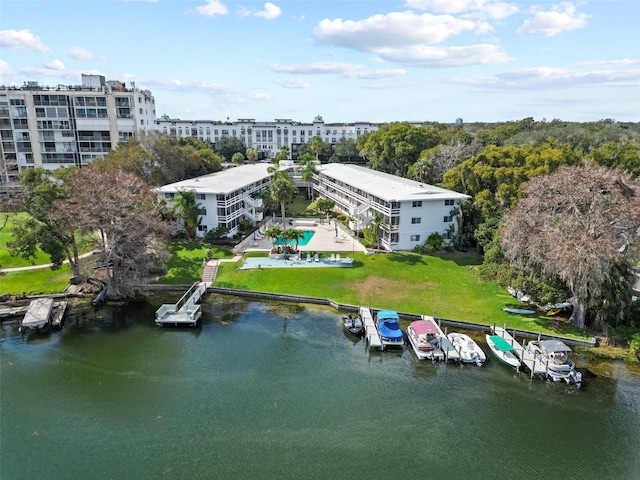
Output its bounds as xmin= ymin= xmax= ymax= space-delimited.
xmin=375 ymin=310 xmax=404 ymax=349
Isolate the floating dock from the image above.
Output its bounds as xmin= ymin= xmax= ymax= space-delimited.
xmin=361 ymin=307 xmax=382 ymax=350
xmin=492 ymin=326 xmax=547 ymax=376
xmin=20 ymin=297 xmax=54 ymax=331
xmin=423 ymin=315 xmax=461 ymax=362
xmin=155 ymin=282 xmax=206 ymax=327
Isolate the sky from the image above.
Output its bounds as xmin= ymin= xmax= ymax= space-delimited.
xmin=1 ymin=0 xmax=638 ymax=124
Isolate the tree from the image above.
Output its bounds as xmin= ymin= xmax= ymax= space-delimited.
xmin=172 ymin=190 xmax=202 ymax=239
xmin=369 ymin=211 xmax=387 ymax=253
xmin=308 ymin=136 xmax=325 ymax=160
xmin=301 ymin=160 xmax=318 ymax=200
xmin=287 ymin=229 xmax=305 ymax=252
xmin=501 ymin=165 xmax=640 ymax=329
xmin=275 ymin=145 xmax=290 ymax=162
xmin=8 ymin=168 xmax=83 ymax=277
xmin=315 ymin=198 xmax=335 ymax=219
xmin=245 ymin=147 xmax=259 ymax=163
xmin=269 ymin=175 xmax=297 ymax=231
xmin=333 ymin=137 xmax=358 ymax=162
xmin=265 ymin=226 xmax=283 ymax=251
xmin=426 ymin=232 xmax=444 ymax=252
xmin=231 ymin=152 xmax=245 ymax=165
xmin=60 ymin=167 xmax=172 ymax=300
xmin=214 ymin=136 xmax=246 ymax=161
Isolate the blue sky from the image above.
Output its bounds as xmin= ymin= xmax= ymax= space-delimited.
xmin=1 ymin=0 xmax=638 ymax=123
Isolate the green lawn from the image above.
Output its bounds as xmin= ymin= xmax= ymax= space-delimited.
xmin=0 ymin=213 xmax=52 ymax=268
xmin=157 ymin=241 xmax=235 ymax=284
xmin=1 ymin=265 xmax=73 ymax=295
xmin=214 ymin=251 xmax=586 ymax=338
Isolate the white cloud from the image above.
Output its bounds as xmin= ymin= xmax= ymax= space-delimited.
xmin=405 ymin=0 xmax=519 ymax=20
xmin=275 ymin=78 xmax=311 ymax=89
xmin=378 ymin=43 xmax=511 ymax=66
xmin=241 ymin=2 xmax=281 ymax=20
xmin=0 ymin=29 xmax=50 ymax=53
xmin=517 ymin=2 xmax=589 ymax=37
xmin=454 ymin=66 xmax=640 ymax=90
xmin=195 ymin=0 xmax=228 ymax=17
xmin=314 ymin=11 xmax=478 ymax=50
xmin=69 ymin=47 xmax=96 ymax=60
xmin=269 ymin=61 xmax=405 ymax=79
xmin=45 ymin=59 xmax=65 ymax=71
xmin=0 ymin=60 xmax=13 ymax=77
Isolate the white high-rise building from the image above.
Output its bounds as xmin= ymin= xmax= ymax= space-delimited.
xmin=0 ymin=75 xmax=156 ymax=187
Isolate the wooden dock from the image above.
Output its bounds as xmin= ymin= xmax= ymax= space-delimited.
xmin=361 ymin=307 xmax=382 ymax=349
xmin=155 ymin=282 xmax=206 ymax=327
xmin=424 ymin=315 xmax=460 ymax=362
xmin=20 ymin=297 xmax=54 ymax=331
xmin=492 ymin=326 xmax=547 ymax=376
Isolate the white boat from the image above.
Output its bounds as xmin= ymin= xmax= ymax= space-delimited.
xmin=447 ymin=332 xmax=486 ymax=366
xmin=406 ymin=319 xmax=444 ymax=361
xmin=485 ymin=333 xmax=521 ymax=370
xmin=525 ymin=339 xmax=582 ymax=386
xmin=503 ymin=308 xmax=536 ymax=315
xmin=342 ymin=313 xmax=364 ymax=336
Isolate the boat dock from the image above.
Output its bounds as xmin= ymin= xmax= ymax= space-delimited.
xmin=492 ymin=326 xmax=547 ymax=376
xmin=361 ymin=307 xmax=382 ymax=350
xmin=155 ymin=282 xmax=206 ymax=327
xmin=20 ymin=297 xmax=54 ymax=331
xmin=422 ymin=315 xmax=461 ymax=362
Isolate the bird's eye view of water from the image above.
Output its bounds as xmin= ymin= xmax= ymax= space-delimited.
xmin=1 ymin=293 xmax=639 ymax=480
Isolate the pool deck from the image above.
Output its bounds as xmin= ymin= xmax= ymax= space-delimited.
xmin=236 ymin=220 xmax=368 ymax=255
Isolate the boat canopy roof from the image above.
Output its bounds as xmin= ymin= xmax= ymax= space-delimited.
xmin=538 ymin=340 xmax=572 ymax=353
xmin=378 ymin=319 xmax=403 ymax=339
xmin=377 ymin=310 xmax=399 ymax=320
xmin=411 ymin=320 xmax=438 ymax=335
xmin=490 ymin=335 xmax=516 ymax=352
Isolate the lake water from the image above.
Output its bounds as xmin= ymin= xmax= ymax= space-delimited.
xmin=1 ymin=294 xmax=639 ymax=480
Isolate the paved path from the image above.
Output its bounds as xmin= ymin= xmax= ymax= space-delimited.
xmin=0 ymin=251 xmax=96 ymax=273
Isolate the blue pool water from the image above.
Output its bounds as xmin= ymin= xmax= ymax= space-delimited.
xmin=240 ymin=255 xmax=353 ymax=269
xmin=273 ymin=229 xmax=315 ymax=246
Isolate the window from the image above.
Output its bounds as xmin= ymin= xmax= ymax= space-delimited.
xmin=164 ymin=192 xmax=175 ymax=199
xmin=410 ymin=235 xmax=421 ymax=242
xmin=412 ymin=201 xmax=422 ymax=207
xmin=445 ymin=199 xmax=455 ymax=206
xmin=443 ymin=216 xmax=453 ymax=223
xmin=198 ymin=225 xmax=208 ymax=232
xmin=199 ymin=208 xmax=207 ymax=215
xmin=411 ymin=217 xmax=421 ymax=224
xmin=196 ymin=193 xmax=206 ymax=200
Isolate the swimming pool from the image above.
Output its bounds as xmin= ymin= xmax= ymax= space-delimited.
xmin=273 ymin=230 xmax=315 ymax=246
xmin=239 ymin=255 xmax=353 ymax=269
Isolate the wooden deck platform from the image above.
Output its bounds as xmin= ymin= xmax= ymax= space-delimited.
xmin=155 ymin=282 xmax=206 ymax=327
xmin=492 ymin=326 xmax=547 ymax=375
xmin=361 ymin=307 xmax=382 ymax=349
xmin=21 ymin=298 xmax=54 ymax=331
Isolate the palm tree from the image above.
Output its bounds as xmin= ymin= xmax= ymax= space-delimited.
xmin=265 ymin=226 xmax=283 ymax=251
xmin=301 ymin=160 xmax=318 ymax=200
xmin=172 ymin=189 xmax=202 ymax=239
xmin=245 ymin=147 xmax=259 ymax=163
xmin=308 ymin=136 xmax=324 ymax=160
xmin=270 ymin=175 xmax=297 ymax=231
xmin=285 ymin=228 xmax=305 ymax=252
xmin=275 ymin=145 xmax=289 ymax=162
xmin=370 ymin=211 xmax=387 ymax=253
xmin=267 ymin=158 xmax=281 ymax=177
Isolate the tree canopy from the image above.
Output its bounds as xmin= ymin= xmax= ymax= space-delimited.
xmin=500 ymin=165 xmax=640 ymax=329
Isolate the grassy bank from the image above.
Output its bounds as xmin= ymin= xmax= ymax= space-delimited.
xmin=1 ymin=266 xmax=73 ymax=295
xmin=214 ymin=251 xmax=587 ymax=338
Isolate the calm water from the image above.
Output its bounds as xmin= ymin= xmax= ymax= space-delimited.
xmin=273 ymin=230 xmax=315 ymax=246
xmin=1 ymin=295 xmax=639 ymax=480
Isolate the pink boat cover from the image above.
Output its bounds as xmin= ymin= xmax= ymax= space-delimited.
xmin=412 ymin=320 xmax=438 ymax=335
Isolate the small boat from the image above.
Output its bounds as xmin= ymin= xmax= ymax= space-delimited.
xmin=525 ymin=339 xmax=582 ymax=386
xmin=375 ymin=310 xmax=404 ymax=349
xmin=503 ymin=308 xmax=536 ymax=315
xmin=406 ymin=319 xmax=443 ymax=361
xmin=447 ymin=332 xmax=486 ymax=366
xmin=342 ymin=314 xmax=364 ymax=336
xmin=485 ymin=333 xmax=521 ymax=370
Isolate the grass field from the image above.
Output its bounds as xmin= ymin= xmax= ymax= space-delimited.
xmin=214 ymin=251 xmax=586 ymax=338
xmin=1 ymin=265 xmax=73 ymax=295
xmin=157 ymin=241 xmax=235 ymax=284
xmin=0 ymin=213 xmax=52 ymax=268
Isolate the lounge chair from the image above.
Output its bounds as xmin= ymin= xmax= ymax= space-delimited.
xmin=330 ymin=253 xmax=336 ymax=262
xmin=306 ymin=253 xmax=311 ymax=262
xmin=336 ymin=254 xmax=341 ymax=262
xmin=314 ymin=253 xmax=319 ymax=262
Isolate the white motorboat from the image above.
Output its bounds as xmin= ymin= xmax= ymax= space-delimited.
xmin=525 ymin=339 xmax=582 ymax=386
xmin=485 ymin=333 xmax=521 ymax=370
xmin=342 ymin=313 xmax=364 ymax=336
xmin=406 ymin=319 xmax=444 ymax=361
xmin=447 ymin=332 xmax=486 ymax=366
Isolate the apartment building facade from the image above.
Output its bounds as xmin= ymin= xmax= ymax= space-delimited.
xmin=313 ymin=164 xmax=470 ymax=251
xmin=155 ymin=114 xmax=378 ymax=160
xmin=0 ymin=74 xmax=156 ymax=188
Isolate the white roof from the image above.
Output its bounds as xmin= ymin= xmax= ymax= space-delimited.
xmin=156 ymin=163 xmax=272 ymax=194
xmin=318 ymin=164 xmax=469 ymax=202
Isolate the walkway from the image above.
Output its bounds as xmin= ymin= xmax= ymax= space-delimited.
xmin=201 ymin=256 xmax=242 ymax=285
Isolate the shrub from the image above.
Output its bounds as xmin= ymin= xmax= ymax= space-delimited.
xmin=426 ymin=232 xmax=444 ymax=252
